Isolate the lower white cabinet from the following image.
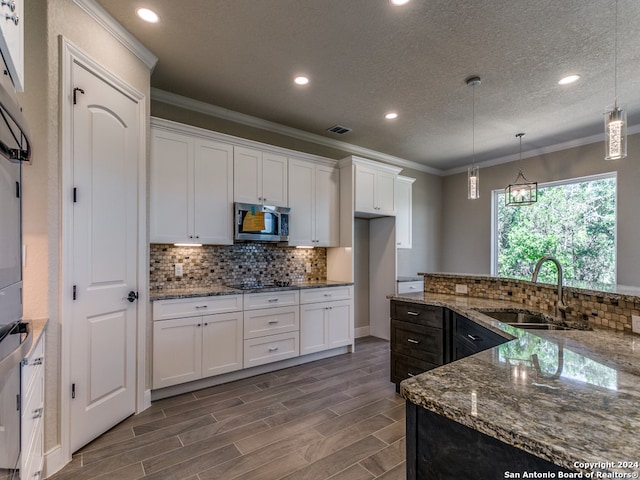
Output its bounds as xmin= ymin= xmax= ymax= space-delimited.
xmin=300 ymin=286 xmax=354 ymax=355
xmin=22 ymin=330 xmax=45 ymax=480
xmin=153 ymin=295 xmax=243 ymax=389
xmin=243 ymin=291 xmax=300 ymax=368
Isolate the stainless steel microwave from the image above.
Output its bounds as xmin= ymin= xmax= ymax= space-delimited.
xmin=234 ymin=202 xmax=290 ymax=242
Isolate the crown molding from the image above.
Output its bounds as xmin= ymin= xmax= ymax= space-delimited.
xmin=151 ymin=88 xmax=441 ymax=175
xmin=73 ymin=0 xmax=158 ymax=70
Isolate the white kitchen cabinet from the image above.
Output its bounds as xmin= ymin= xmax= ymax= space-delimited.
xmin=234 ymin=146 xmax=287 ymax=207
xmin=355 ymin=164 xmax=397 ymax=216
xmin=152 ymin=295 xmax=243 ymax=389
xmin=22 ymin=329 xmax=45 ymax=480
xmin=300 ymin=286 xmax=353 ymax=355
xmin=396 ymin=280 xmax=423 ymax=294
xmin=396 ymin=176 xmax=415 ymax=249
xmin=288 ymin=158 xmax=339 ymax=247
xmin=0 ymin=0 xmax=23 ymax=90
xmin=242 ymin=290 xmax=300 ymax=367
xmin=150 ymin=126 xmax=234 ymax=245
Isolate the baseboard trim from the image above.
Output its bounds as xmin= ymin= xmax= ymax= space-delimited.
xmin=44 ymin=445 xmax=68 ymax=478
xmin=355 ymin=326 xmax=370 ymax=338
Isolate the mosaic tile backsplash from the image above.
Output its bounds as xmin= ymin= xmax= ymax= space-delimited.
xmin=422 ymin=273 xmax=640 ymax=334
xmin=150 ymin=243 xmax=327 ymax=291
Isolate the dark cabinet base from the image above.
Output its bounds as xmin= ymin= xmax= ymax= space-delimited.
xmin=406 ymin=402 xmax=574 ymax=480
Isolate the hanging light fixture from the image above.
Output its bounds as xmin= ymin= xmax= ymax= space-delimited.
xmin=505 ymin=133 xmax=537 ymax=206
xmin=604 ymin=0 xmax=627 ymax=160
xmin=466 ymin=76 xmax=481 ymax=200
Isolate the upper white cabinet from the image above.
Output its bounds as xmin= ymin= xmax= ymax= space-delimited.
xmin=396 ymin=176 xmax=415 ymax=249
xmin=288 ymin=158 xmax=339 ymax=247
xmin=150 ymin=125 xmax=234 ymax=245
xmin=234 ymin=146 xmax=287 ymax=207
xmin=353 ymin=162 xmax=400 ymax=217
xmin=0 ymin=0 xmax=23 ymax=90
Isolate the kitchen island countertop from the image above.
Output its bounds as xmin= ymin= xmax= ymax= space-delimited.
xmin=390 ymin=291 xmax=640 ymax=476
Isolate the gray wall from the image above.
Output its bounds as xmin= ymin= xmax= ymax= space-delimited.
xmin=440 ymin=133 xmax=640 ymax=287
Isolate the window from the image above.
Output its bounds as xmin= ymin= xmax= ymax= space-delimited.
xmin=492 ymin=173 xmax=616 ymax=285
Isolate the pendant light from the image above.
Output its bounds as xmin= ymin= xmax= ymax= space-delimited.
xmin=466 ymin=76 xmax=481 ymax=200
xmin=604 ymin=0 xmax=627 ymax=160
xmin=505 ymin=133 xmax=537 ymax=206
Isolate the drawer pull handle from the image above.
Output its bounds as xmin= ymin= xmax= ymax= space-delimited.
xmin=407 ymin=373 xmax=415 ymax=377
xmin=467 ymin=334 xmax=482 ymax=341
xmin=268 ymin=346 xmax=279 ymax=352
xmin=407 ymin=311 xmax=419 ymax=316
xmin=268 ymin=298 xmax=279 ymax=303
xmin=407 ymin=338 xmax=420 ymax=344
xmin=409 ymin=286 xmax=417 ymax=289
xmin=323 ymin=293 xmax=332 ymax=297
xmin=33 ymin=407 xmax=43 ymax=419
xmin=31 ymin=357 xmax=43 ymax=366
xmin=268 ymin=320 xmax=279 ymax=324
xmin=195 ymin=305 xmax=208 ymax=309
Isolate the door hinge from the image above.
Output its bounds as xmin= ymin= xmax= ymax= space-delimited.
xmin=71 ymin=383 xmax=76 ymax=399
xmin=72 ymin=285 xmax=77 ymax=300
xmin=15 ymin=181 xmax=19 ymax=199
xmin=73 ymin=87 xmax=84 ymax=105
xmin=16 ymin=393 xmax=20 ymax=411
xmin=73 ymin=187 xmax=77 ymax=203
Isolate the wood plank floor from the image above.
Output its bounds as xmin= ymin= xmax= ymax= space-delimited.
xmin=49 ymin=337 xmax=405 ymax=480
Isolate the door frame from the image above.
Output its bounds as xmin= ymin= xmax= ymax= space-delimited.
xmin=58 ymin=36 xmax=148 ymax=467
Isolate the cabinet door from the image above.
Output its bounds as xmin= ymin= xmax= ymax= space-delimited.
xmin=315 ymin=165 xmax=340 ymax=246
xmin=193 ymin=139 xmax=234 ymax=244
xmin=261 ymin=152 xmax=288 ymax=207
xmin=300 ymin=302 xmax=329 ymax=355
xmin=287 ymin=158 xmax=315 ymax=246
xmin=376 ymin=170 xmax=397 ymax=215
xmin=0 ymin=0 xmax=23 ymax=90
xmin=396 ymin=177 xmax=413 ymax=248
xmin=153 ymin=317 xmax=202 ymax=389
xmin=234 ymin=146 xmax=262 ymax=204
xmin=201 ymin=312 xmax=243 ymax=377
xmin=150 ymin=129 xmax=192 ymax=243
xmin=354 ymin=165 xmax=377 ymax=214
xmin=327 ymin=299 xmax=353 ymax=348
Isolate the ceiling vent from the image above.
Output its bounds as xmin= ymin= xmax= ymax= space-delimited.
xmin=326 ymin=124 xmax=352 ymax=135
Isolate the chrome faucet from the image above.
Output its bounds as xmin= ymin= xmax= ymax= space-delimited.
xmin=531 ymin=256 xmax=568 ymax=318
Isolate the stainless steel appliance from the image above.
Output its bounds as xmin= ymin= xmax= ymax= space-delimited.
xmin=234 ymin=202 xmax=290 ymax=242
xmin=0 ymin=69 xmax=32 ymax=479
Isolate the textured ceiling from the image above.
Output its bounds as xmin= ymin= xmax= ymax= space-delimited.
xmin=98 ymin=0 xmax=640 ymax=172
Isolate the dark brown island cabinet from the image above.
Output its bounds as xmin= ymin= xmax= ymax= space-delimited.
xmin=390 ymin=300 xmax=577 ymax=479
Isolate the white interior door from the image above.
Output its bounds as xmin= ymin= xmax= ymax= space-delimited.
xmin=69 ymin=63 xmax=138 ymax=453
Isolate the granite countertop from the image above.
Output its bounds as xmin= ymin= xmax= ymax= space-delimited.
xmin=151 ymin=280 xmax=354 ymax=301
xmin=390 ymin=292 xmax=640 ymax=476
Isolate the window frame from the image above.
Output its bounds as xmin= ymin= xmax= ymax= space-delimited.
xmin=490 ymin=172 xmax=618 ymax=280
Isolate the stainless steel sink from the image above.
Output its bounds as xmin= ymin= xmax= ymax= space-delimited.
xmin=478 ymin=309 xmax=572 ymax=330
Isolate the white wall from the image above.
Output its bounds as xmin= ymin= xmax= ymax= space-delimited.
xmin=440 ymin=134 xmax=640 ymax=287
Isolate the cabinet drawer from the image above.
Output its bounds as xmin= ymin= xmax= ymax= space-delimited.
xmin=21 ymin=367 xmax=44 ymax=463
xmin=391 ymin=301 xmax=443 ymax=328
xmin=391 ymin=352 xmax=438 ymax=385
xmin=300 ymin=286 xmax=353 ymax=304
xmin=22 ymin=336 xmax=44 ymax=397
xmin=397 ymin=281 xmax=423 ymax=294
xmin=391 ymin=319 xmax=444 ymax=365
xmin=453 ymin=314 xmax=507 ymax=355
xmin=244 ymin=332 xmax=299 ymax=368
xmin=243 ymin=290 xmax=299 ymax=310
xmin=244 ymin=306 xmax=299 ymax=339
xmin=153 ymin=295 xmax=243 ymax=320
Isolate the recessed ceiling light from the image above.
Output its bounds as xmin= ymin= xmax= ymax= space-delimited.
xmin=385 ymin=112 xmax=398 ymax=120
xmin=136 ymin=8 xmax=159 ymax=23
xmin=294 ymin=76 xmax=309 ymax=86
xmin=390 ymin=0 xmax=410 ymax=5
xmin=558 ymin=74 xmax=580 ymax=85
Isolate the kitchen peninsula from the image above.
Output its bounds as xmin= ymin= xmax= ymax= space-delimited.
xmin=390 ymin=274 xmax=640 ymax=479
